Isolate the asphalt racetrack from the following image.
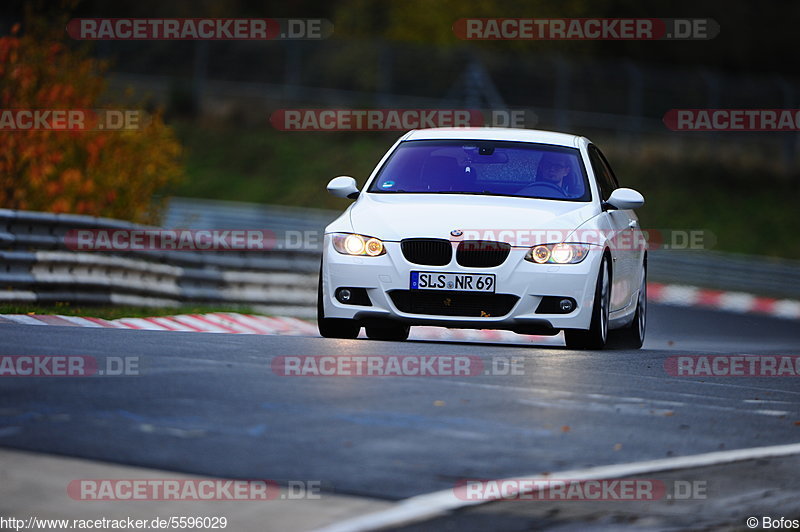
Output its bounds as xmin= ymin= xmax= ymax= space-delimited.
xmin=1 ymin=304 xmax=799 ymax=529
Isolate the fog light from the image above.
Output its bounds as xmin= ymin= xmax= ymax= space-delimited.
xmin=535 ymin=296 xmax=577 ymax=314
xmin=334 ymin=287 xmax=372 ymax=306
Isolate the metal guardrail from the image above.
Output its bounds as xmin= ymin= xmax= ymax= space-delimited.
xmin=0 ymin=207 xmax=321 ymax=317
xmin=2 ymin=199 xmax=798 ymax=319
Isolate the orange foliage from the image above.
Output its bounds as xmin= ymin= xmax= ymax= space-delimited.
xmin=0 ymin=21 xmax=183 ymax=223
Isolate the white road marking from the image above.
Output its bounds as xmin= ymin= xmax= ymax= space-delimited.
xmin=314 ymin=442 xmax=800 ymax=532
xmin=754 ymin=409 xmax=791 ymax=417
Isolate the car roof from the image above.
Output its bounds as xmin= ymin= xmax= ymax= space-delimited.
xmin=402 ymin=127 xmax=584 ymax=148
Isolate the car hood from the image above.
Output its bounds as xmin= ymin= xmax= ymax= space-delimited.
xmin=345 ymin=193 xmax=598 ymax=246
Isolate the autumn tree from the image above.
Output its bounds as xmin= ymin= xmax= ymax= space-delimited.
xmin=0 ymin=15 xmax=183 ymax=223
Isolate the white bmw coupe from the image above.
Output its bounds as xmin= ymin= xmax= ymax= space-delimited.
xmin=318 ymin=128 xmax=647 ymax=349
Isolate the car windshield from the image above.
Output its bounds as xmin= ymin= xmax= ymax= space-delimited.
xmin=368 ymin=140 xmax=591 ymax=201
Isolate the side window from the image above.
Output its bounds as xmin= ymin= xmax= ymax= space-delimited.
xmin=595 ymin=146 xmax=620 ymax=189
xmin=588 ymin=145 xmax=618 ymax=201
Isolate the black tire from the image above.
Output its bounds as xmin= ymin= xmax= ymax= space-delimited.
xmin=564 ymin=255 xmax=611 ymax=350
xmin=317 ymin=270 xmax=360 ymax=339
xmin=609 ymin=266 xmax=647 ymax=350
xmin=365 ymin=323 xmax=410 ymax=341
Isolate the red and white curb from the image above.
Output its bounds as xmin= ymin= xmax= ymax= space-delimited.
xmin=648 ymin=283 xmax=800 ymax=320
xmin=0 ymin=284 xmax=796 ymax=342
xmin=0 ymin=312 xmax=557 ymax=344
xmin=0 ymin=313 xmax=318 ymax=335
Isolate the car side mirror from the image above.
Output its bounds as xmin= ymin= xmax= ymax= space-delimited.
xmin=606 ymin=188 xmax=644 ymax=210
xmin=327 ymin=176 xmax=360 ymax=199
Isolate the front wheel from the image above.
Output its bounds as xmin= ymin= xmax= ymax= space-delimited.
xmin=317 ymin=271 xmax=360 ymax=339
xmin=609 ymin=267 xmax=646 ymax=350
xmin=564 ymin=255 xmax=610 ymax=350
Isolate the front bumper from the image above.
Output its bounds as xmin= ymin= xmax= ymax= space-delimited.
xmin=321 ymin=235 xmax=603 ymax=332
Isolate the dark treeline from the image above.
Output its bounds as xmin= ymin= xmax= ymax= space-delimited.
xmin=0 ymin=0 xmax=794 ymax=78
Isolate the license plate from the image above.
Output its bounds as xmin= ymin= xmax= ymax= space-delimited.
xmin=410 ymin=272 xmax=495 ymax=293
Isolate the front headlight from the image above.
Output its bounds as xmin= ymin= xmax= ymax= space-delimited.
xmin=524 ymin=243 xmax=592 ymax=264
xmin=332 ymin=233 xmax=386 ymax=256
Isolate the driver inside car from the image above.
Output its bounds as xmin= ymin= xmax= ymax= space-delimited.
xmin=535 ymin=153 xmax=574 ymax=195
xmin=514 ymin=152 xmax=578 ymax=198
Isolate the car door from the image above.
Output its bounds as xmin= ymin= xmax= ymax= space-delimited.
xmin=588 ymin=145 xmax=636 ymax=311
